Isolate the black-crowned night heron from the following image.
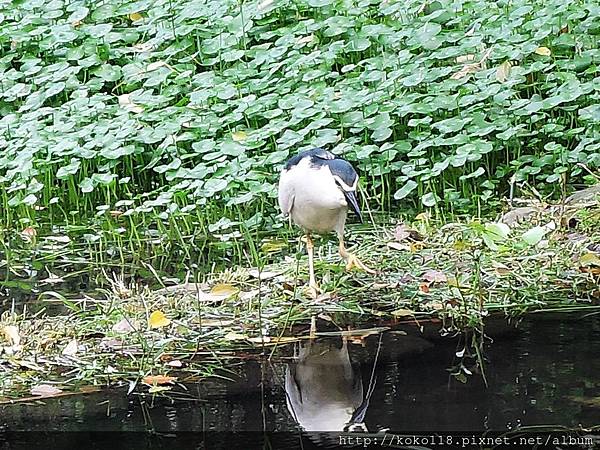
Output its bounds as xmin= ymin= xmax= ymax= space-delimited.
xmin=285 ymin=339 xmax=369 ymax=434
xmin=278 ymin=148 xmax=375 ymax=297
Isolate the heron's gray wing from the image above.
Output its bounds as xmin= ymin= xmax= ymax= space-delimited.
xmin=278 ymin=171 xmax=295 ymax=215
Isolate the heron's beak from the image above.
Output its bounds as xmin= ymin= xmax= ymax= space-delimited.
xmin=344 ymin=191 xmax=362 ymax=222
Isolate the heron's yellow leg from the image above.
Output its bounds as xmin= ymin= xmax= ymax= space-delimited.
xmin=310 ymin=315 xmax=317 ymax=339
xmin=338 ymin=238 xmax=376 ymax=274
xmin=303 ymin=234 xmax=320 ymax=298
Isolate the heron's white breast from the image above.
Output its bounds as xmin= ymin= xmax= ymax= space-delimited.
xmin=279 ymin=158 xmax=347 ymax=233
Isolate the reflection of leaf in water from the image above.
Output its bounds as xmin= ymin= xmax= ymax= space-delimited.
xmin=142 ymin=375 xmax=177 ymax=385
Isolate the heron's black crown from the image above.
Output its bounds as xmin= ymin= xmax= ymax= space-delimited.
xmin=284 ymin=147 xmax=334 ymax=170
xmin=284 ymin=147 xmax=358 ymax=191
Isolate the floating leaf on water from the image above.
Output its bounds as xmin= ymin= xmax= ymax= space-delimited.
xmin=534 ymin=46 xmax=551 ymax=56
xmin=31 ymin=384 xmax=63 ymax=397
xmin=149 ymin=310 xmax=171 ymax=329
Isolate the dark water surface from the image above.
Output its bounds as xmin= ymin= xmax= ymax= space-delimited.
xmin=2 ymin=313 xmax=600 ymax=449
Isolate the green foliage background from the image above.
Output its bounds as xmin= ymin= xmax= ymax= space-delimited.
xmin=0 ymin=0 xmax=598 ymax=233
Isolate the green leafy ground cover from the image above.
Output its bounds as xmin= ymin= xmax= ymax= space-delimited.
xmin=0 ymin=0 xmax=599 ymax=274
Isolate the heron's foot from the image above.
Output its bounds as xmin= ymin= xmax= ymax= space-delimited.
xmin=345 ymin=252 xmax=376 ymax=274
xmin=304 ymin=281 xmax=321 ymax=299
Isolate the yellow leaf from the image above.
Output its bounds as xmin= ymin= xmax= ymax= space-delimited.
xmin=453 ymin=240 xmax=469 ymax=251
xmin=149 ymin=310 xmax=171 ymax=329
xmin=495 ymin=60 xmax=512 ymax=83
xmin=210 ymin=283 xmax=239 ymax=297
xmin=580 ymin=253 xmax=600 ymax=267
xmin=2 ymin=325 xmax=20 ymax=346
xmin=534 ymin=46 xmax=551 ymax=56
xmin=129 ymin=12 xmax=143 ymax=21
xmin=415 ymin=212 xmax=430 ymax=221
xmin=410 ymin=242 xmax=426 ymax=252
xmin=232 ymin=131 xmax=247 ymax=142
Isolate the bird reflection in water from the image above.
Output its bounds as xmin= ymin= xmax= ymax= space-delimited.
xmin=285 ymin=336 xmax=378 ymax=437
